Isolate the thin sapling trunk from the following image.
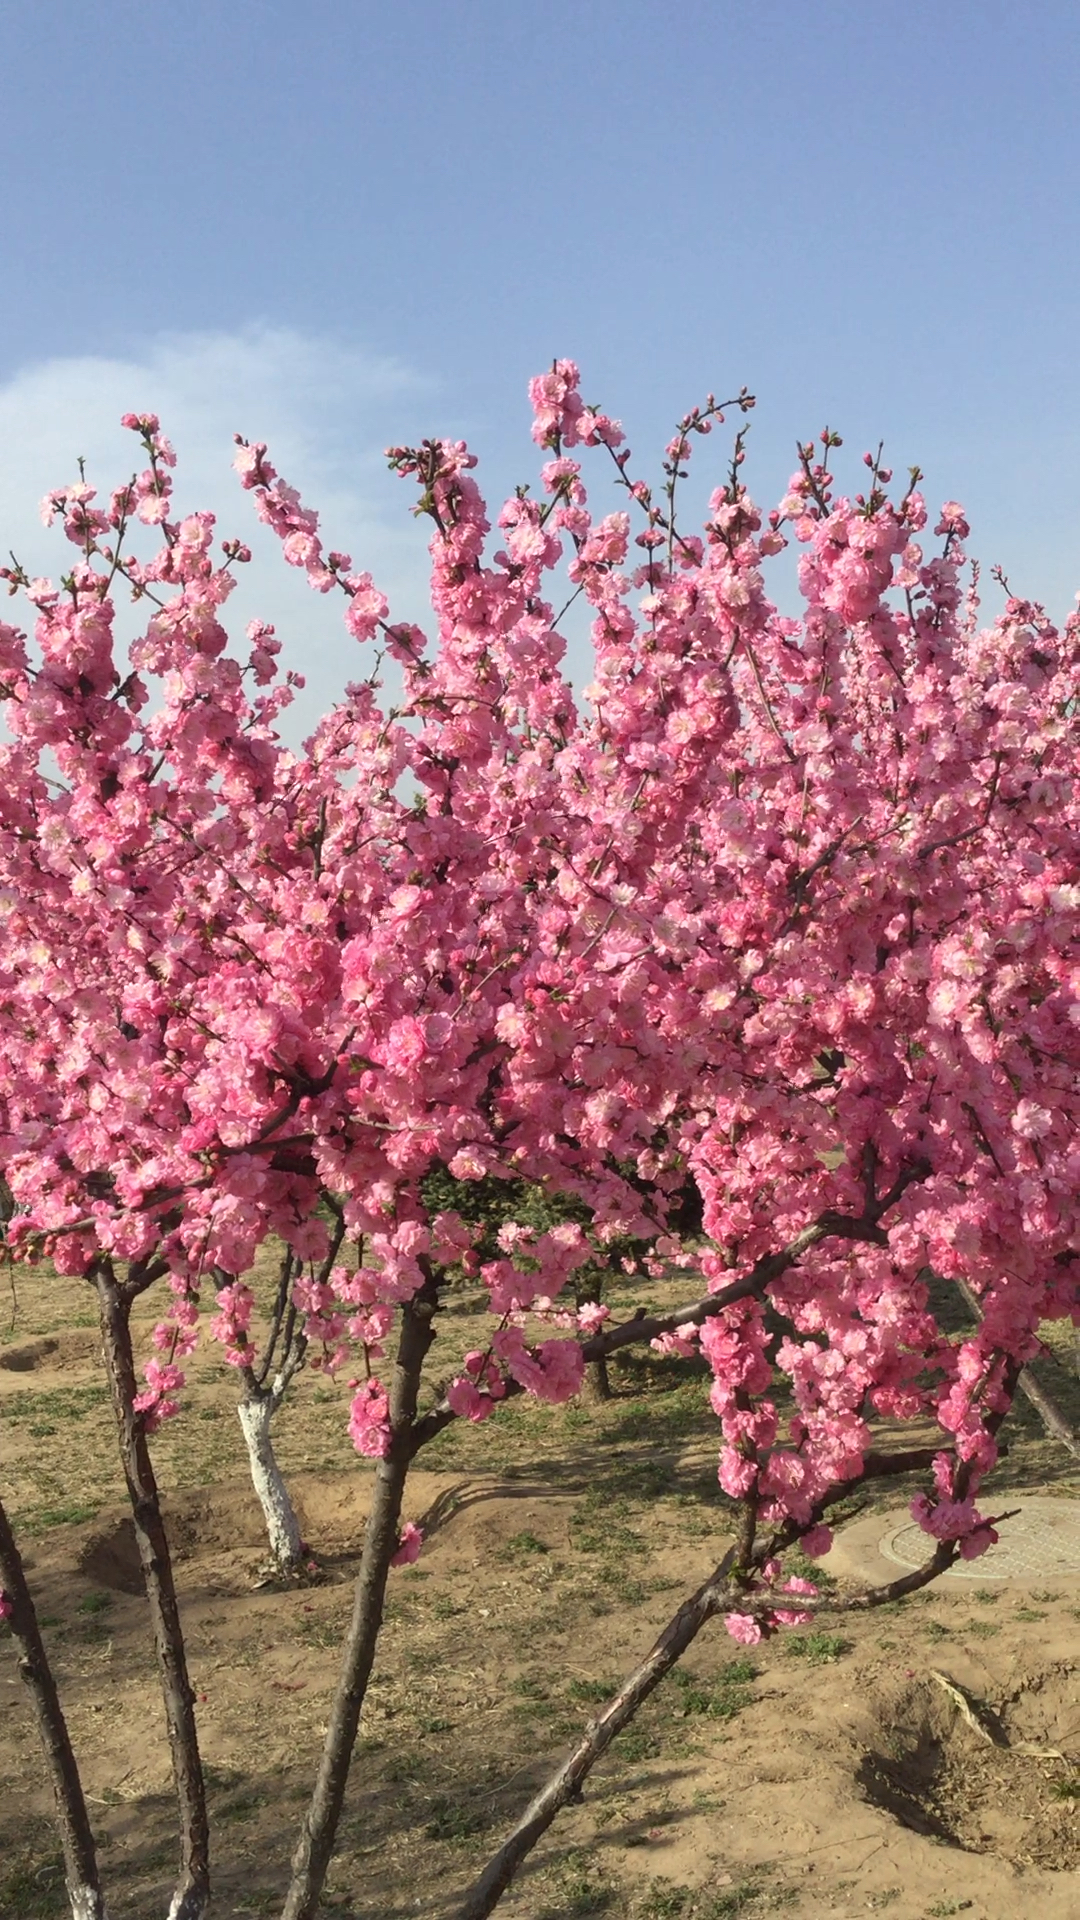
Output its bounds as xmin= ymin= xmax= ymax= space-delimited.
xmin=281 ymin=1264 xmax=441 ymax=1920
xmin=234 ymin=1247 xmax=309 ymax=1574
xmin=0 ymin=1491 xmax=108 ymax=1920
xmin=237 ymin=1389 xmax=306 ymax=1571
xmin=231 ymin=1224 xmax=346 ymax=1575
xmin=93 ymin=1260 xmax=210 ymax=1920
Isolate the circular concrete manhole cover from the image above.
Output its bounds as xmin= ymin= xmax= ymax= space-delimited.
xmin=879 ymin=1496 xmax=1080 ymax=1582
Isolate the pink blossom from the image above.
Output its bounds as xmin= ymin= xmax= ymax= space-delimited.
xmin=348 ymin=1379 xmax=391 ymax=1458
xmin=724 ymin=1613 xmax=763 ymax=1646
xmin=798 ymin=1526 xmax=834 ymax=1559
xmin=390 ymin=1521 xmax=423 ymax=1567
xmin=958 ymin=1523 xmax=999 ymax=1560
xmin=344 ymin=573 xmax=388 ymax=642
xmin=447 ymin=1375 xmax=498 ymax=1423
xmin=1011 ymin=1099 xmax=1053 ymax=1140
xmin=576 ymin=1301 xmax=610 ymax=1335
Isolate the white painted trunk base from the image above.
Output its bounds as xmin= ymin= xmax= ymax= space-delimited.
xmin=238 ymin=1392 xmax=305 ymax=1570
xmin=68 ymin=1888 xmax=108 ymax=1920
xmin=167 ymin=1887 xmax=210 ymax=1920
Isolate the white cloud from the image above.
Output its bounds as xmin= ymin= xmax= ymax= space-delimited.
xmin=0 ymin=325 xmax=440 ymax=738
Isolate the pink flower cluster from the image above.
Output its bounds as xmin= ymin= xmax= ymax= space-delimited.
xmin=347 ymin=1380 xmax=391 ymax=1459
xmin=209 ymin=1281 xmax=255 ymax=1367
xmin=0 ymin=358 xmax=1074 ymax=1607
xmin=446 ymin=1348 xmax=509 ymax=1424
xmin=133 ymin=1359 xmax=186 ymax=1434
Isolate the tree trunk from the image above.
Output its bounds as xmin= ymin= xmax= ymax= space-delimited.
xmin=281 ymin=1268 xmax=440 ymax=1920
xmin=579 ymin=1354 xmax=611 ymax=1401
xmin=0 ymin=1492 xmax=109 ymax=1919
xmin=575 ymin=1277 xmax=612 ymax=1400
xmin=237 ymin=1388 xmax=306 ymax=1573
xmin=94 ymin=1268 xmax=210 ymax=1920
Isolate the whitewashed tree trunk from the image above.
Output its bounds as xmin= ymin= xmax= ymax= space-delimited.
xmin=237 ymin=1388 xmax=305 ymax=1573
xmin=166 ymin=1888 xmax=210 ymax=1920
xmin=68 ymin=1892 xmax=109 ymax=1920
xmin=227 ymin=1217 xmax=349 ymax=1573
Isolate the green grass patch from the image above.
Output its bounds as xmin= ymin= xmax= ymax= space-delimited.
xmin=0 ymin=1845 xmax=67 ymax=1918
xmin=668 ymin=1659 xmax=757 ymax=1722
xmin=500 ymin=1529 xmax=551 ymax=1558
xmin=76 ymin=1591 xmax=112 ymax=1616
xmin=537 ymin=1851 xmax=617 ymax=1916
xmin=782 ymin=1631 xmax=850 ymax=1665
xmin=636 ymin=1873 xmax=783 ymax=1918
xmin=423 ymin=1794 xmax=490 ymax=1842
xmin=568 ymin=1677 xmax=616 ymax=1704
xmin=26 ymin=1500 xmax=101 ymax=1531
xmin=4 ymin=1385 xmax=108 ymax=1424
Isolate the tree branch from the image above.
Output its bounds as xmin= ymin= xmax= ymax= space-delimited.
xmin=953 ymin=1277 xmax=1080 ymax=1459
xmin=583 ymin=1160 xmax=932 ymax=1362
xmin=457 ymin=1347 xmax=1026 ymax=1917
xmin=411 ymin=1163 xmax=934 ymax=1456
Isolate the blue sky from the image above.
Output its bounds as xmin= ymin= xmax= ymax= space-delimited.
xmin=2 ymin=1 xmax=1077 ymax=735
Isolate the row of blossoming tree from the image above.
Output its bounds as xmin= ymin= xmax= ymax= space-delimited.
xmin=0 ymin=360 xmax=1076 ymax=1920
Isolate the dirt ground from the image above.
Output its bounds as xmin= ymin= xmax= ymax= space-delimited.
xmin=2 ymin=1256 xmax=1079 ymax=1920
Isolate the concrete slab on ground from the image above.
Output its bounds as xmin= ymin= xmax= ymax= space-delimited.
xmin=823 ymin=1493 xmax=1080 ymax=1590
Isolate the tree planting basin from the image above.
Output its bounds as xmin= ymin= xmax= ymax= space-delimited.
xmin=823 ymin=1493 xmax=1080 ymax=1590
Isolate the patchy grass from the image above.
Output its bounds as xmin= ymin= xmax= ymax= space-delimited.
xmin=0 ymin=1837 xmax=67 ymax=1919
xmin=424 ymin=1794 xmax=492 ymax=1843
xmin=781 ymin=1632 xmax=851 ymax=1665
xmin=635 ymin=1870 xmax=790 ymax=1918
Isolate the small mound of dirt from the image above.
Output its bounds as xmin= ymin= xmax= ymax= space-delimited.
xmin=0 ymin=1335 xmax=60 ymax=1372
xmin=0 ymin=1329 xmax=99 ymax=1373
xmin=859 ymin=1665 xmax=1080 ymax=1870
xmin=162 ymin=1487 xmax=270 ymax=1559
xmin=74 ymin=1483 xmax=298 ymax=1593
xmin=78 ymin=1517 xmax=144 ymax=1595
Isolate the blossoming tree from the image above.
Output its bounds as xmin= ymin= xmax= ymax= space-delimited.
xmin=0 ymin=362 xmax=1076 ymax=1920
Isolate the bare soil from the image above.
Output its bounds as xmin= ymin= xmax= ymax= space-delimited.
xmin=2 ymin=1257 xmax=1079 ymax=1920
